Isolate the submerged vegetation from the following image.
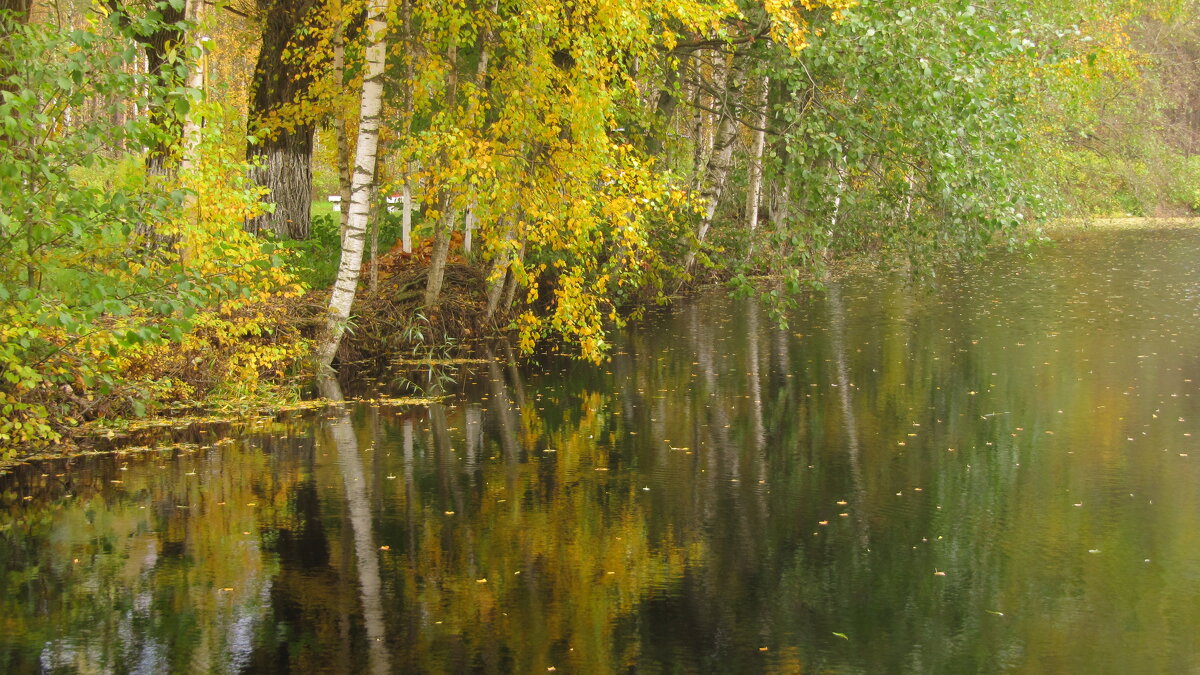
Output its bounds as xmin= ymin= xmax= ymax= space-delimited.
xmin=1 ymin=0 xmax=1199 ymax=456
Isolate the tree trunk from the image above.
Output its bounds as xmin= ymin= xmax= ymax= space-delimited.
xmin=401 ymin=170 xmax=413 ymax=252
xmin=461 ymin=1 xmax=495 ymax=259
xmin=103 ymin=0 xmax=185 ymax=175
xmin=423 ymin=200 xmax=457 ymax=307
xmin=398 ymin=0 xmax=415 ymax=253
xmin=245 ymin=0 xmax=322 ymax=240
xmin=423 ymin=35 xmax=459 ymax=307
xmin=770 ymin=177 xmax=791 ymax=235
xmin=647 ymin=49 xmax=690 ymax=156
xmin=334 ymin=23 xmax=353 ymax=234
xmin=463 ymin=199 xmax=476 ymax=257
xmin=368 ymin=183 xmax=381 ymax=293
xmin=903 ymin=173 xmax=915 ymax=222
xmin=825 ymin=156 xmax=847 ymax=269
xmin=688 ymin=55 xmax=714 ymax=192
xmin=314 ymin=0 xmax=387 ymax=381
xmin=745 ymin=75 xmax=769 ymax=232
xmin=685 ymin=52 xmax=742 ymax=272
xmin=142 ymin=3 xmax=185 ymax=176
xmin=500 ymin=252 xmax=521 ymax=311
xmin=179 ymin=0 xmax=205 ymax=172
xmin=248 ymin=130 xmax=314 ymax=239
xmin=485 ymin=223 xmax=513 ymax=320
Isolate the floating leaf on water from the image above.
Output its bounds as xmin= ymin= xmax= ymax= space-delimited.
xmin=833 ymin=632 xmax=848 ymax=640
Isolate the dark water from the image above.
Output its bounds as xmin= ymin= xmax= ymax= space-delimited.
xmin=4 ymin=226 xmax=1200 ymax=673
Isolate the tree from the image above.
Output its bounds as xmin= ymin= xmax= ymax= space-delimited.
xmin=245 ymin=0 xmax=326 ymax=240
xmin=314 ymin=0 xmax=387 ymax=388
xmin=0 ymin=0 xmax=31 ymax=25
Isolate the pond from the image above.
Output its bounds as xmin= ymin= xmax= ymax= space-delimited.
xmin=4 ymin=225 xmax=1200 ymax=673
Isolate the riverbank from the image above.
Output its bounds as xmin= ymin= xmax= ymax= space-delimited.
xmin=5 ymin=217 xmax=1198 ymax=468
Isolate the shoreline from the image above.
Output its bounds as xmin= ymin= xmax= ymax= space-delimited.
xmin=4 ymin=217 xmax=1198 ymax=470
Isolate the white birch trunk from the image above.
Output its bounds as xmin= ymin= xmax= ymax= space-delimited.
xmin=315 ymin=0 xmax=387 ymax=383
xmin=745 ymin=75 xmax=769 ymax=232
xmin=399 ymin=1 xmax=415 ymax=253
xmin=903 ymin=173 xmax=915 ymax=222
xmin=401 ymin=174 xmax=413 ymax=253
xmin=464 ymin=199 xmax=476 ymax=256
xmin=334 ymin=4 xmax=353 ymax=233
xmin=825 ymin=157 xmax=847 ymax=272
xmin=685 ymin=52 xmax=742 ymax=271
xmin=179 ymin=0 xmax=205 ymax=173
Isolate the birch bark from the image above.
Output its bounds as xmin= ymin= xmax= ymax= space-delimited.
xmin=685 ymin=52 xmax=742 ymax=272
xmin=315 ymin=0 xmax=388 ymax=385
xmin=333 ymin=2 xmax=353 ymax=233
xmin=179 ymin=0 xmax=205 ymax=173
xmin=745 ymin=75 xmax=770 ymax=232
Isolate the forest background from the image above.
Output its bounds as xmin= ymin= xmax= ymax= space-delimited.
xmin=1 ymin=0 xmax=1198 ymax=456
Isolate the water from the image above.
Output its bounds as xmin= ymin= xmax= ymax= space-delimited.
xmin=4 ymin=225 xmax=1200 ymax=673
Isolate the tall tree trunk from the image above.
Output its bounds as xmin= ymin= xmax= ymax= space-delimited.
xmin=825 ymin=155 xmax=847 ymax=269
xmin=688 ymin=55 xmax=714 ymax=192
xmin=368 ymin=183 xmax=381 ymax=293
xmin=179 ymin=0 xmax=205 ymax=173
xmin=461 ymin=1 xmax=496 ymax=259
xmin=315 ymin=0 xmax=387 ymax=385
xmin=0 ymin=0 xmax=32 ymax=149
xmin=176 ymin=0 xmax=206 ymax=233
xmin=903 ymin=173 xmax=915 ymax=222
xmin=647 ymin=48 xmax=690 ymax=156
xmin=423 ymin=200 xmax=457 ymax=307
xmin=248 ymin=130 xmax=314 ymax=239
xmin=423 ymin=36 xmax=459 ymax=307
xmin=333 ymin=3 xmax=353 ymax=233
xmin=143 ymin=3 xmax=185 ymax=177
xmin=398 ymin=0 xmax=415 ymax=253
xmin=685 ymin=52 xmax=742 ymax=272
xmin=745 ymin=75 xmax=769 ymax=232
xmin=485 ymin=222 xmax=513 ymax=320
xmin=105 ymin=0 xmax=185 ymax=176
xmin=401 ymin=169 xmax=413 ymax=253
xmin=246 ymin=0 xmax=322 ymax=240
xmin=463 ymin=199 xmax=476 ymax=257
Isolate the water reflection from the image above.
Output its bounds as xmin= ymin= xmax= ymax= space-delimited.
xmin=3 ymin=226 xmax=1200 ymax=671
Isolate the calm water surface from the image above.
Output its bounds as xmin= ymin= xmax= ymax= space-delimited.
xmin=4 ymin=226 xmax=1200 ymax=673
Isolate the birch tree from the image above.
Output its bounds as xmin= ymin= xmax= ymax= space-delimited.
xmin=314 ymin=0 xmax=387 ymax=388
xmin=179 ymin=0 xmax=205 ymax=173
